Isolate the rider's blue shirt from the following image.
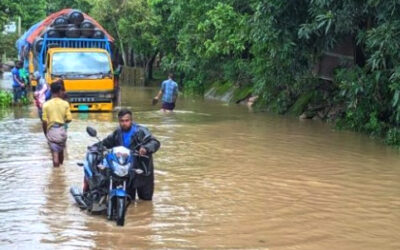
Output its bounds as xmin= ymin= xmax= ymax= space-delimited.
xmin=121 ymin=124 xmax=137 ymax=148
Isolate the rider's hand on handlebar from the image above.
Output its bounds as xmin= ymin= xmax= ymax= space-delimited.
xmin=139 ymin=147 xmax=147 ymax=156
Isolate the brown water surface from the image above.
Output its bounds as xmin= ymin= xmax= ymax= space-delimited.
xmin=0 ymin=76 xmax=400 ymax=249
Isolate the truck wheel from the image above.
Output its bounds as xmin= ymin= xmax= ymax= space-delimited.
xmin=116 ymin=197 xmax=126 ymax=226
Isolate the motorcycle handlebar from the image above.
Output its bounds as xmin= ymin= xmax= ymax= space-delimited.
xmin=132 ymin=151 xmax=150 ymax=159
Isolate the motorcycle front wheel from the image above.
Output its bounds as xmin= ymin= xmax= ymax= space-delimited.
xmin=116 ymin=197 xmax=126 ymax=226
xmin=107 ymin=196 xmax=114 ymax=220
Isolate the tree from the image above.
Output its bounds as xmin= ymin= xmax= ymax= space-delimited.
xmin=151 ymin=0 xmax=254 ymax=92
xmin=19 ymin=0 xmax=47 ymax=30
xmin=45 ymin=0 xmax=92 ymax=15
xmin=299 ymin=0 xmax=400 ymax=143
xmin=0 ymin=0 xmax=19 ymax=30
xmin=91 ymin=0 xmax=161 ymax=80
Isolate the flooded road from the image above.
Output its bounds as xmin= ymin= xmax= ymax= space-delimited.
xmin=0 ymin=76 xmax=400 ymax=249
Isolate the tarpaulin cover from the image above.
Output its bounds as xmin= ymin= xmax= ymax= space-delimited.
xmin=16 ymin=21 xmax=43 ymax=54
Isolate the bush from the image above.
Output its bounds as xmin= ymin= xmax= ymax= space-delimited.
xmin=385 ymin=128 xmax=400 ymax=147
xmin=0 ymin=90 xmax=13 ymax=107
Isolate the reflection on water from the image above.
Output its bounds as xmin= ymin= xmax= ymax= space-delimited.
xmin=0 ymin=82 xmax=399 ymax=249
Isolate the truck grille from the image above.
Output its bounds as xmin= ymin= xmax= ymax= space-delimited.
xmin=67 ymin=91 xmax=113 ymax=103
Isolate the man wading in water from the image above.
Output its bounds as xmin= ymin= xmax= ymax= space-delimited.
xmin=42 ymin=80 xmax=72 ymax=167
xmin=153 ymin=73 xmax=178 ymax=112
xmin=87 ymin=109 xmax=160 ymax=200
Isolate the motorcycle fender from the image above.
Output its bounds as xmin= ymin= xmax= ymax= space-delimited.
xmin=110 ymin=188 xmax=127 ymax=198
xmin=83 ymin=161 xmax=93 ymax=178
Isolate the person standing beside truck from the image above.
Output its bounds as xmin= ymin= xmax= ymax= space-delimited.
xmin=42 ymin=80 xmax=72 ymax=167
xmin=33 ymin=71 xmax=48 ymax=121
xmin=153 ymin=73 xmax=178 ymax=112
xmin=19 ymin=66 xmax=30 ymax=98
xmin=11 ymin=61 xmax=25 ymax=104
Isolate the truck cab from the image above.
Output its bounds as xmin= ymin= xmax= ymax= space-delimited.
xmin=45 ymin=47 xmax=115 ymax=111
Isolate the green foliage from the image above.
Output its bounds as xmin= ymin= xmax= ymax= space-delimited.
xmin=18 ymin=0 xmax=47 ymax=30
xmin=233 ymin=85 xmax=253 ymax=103
xmin=289 ymin=92 xmax=315 ymax=116
xmin=250 ymin=0 xmax=309 ymax=112
xmin=0 ymin=90 xmax=13 ymax=107
xmin=0 ymin=0 xmax=19 ymax=29
xmin=334 ymin=65 xmax=394 ymax=139
xmin=0 ymin=33 xmax=18 ymax=59
xmin=20 ymin=95 xmax=30 ymax=105
xmin=45 ymin=0 xmax=93 ymax=14
xmin=385 ymin=128 xmax=400 ymax=147
xmin=152 ymin=0 xmax=254 ymax=93
xmin=212 ymin=81 xmax=233 ymax=95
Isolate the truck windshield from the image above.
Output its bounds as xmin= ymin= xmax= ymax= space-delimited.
xmin=52 ymin=52 xmax=111 ymax=76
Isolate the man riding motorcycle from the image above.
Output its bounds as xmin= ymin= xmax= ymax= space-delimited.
xmin=84 ymin=108 xmax=160 ymax=200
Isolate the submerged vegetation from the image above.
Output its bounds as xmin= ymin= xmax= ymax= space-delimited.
xmin=0 ymin=90 xmax=30 ymax=107
xmin=0 ymin=90 xmax=13 ymax=107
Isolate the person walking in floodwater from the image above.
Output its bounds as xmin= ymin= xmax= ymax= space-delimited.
xmin=11 ymin=61 xmax=25 ymax=104
xmin=42 ymin=80 xmax=72 ymax=167
xmin=88 ymin=109 xmax=160 ymax=200
xmin=33 ymin=71 xmax=48 ymax=121
xmin=153 ymin=73 xmax=178 ymax=112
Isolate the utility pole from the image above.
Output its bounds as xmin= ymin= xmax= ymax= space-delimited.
xmin=17 ymin=16 xmax=21 ymax=36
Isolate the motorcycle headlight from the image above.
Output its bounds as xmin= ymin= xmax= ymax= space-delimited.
xmin=113 ymin=162 xmax=130 ymax=177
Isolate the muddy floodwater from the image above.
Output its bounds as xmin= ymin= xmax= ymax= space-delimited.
xmin=0 ymin=75 xmax=400 ymax=249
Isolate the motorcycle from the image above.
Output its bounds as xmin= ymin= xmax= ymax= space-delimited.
xmin=70 ymin=126 xmax=149 ymax=226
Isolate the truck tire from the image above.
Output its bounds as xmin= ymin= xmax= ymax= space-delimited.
xmin=80 ymin=20 xmax=94 ymax=37
xmin=52 ymin=16 xmax=69 ymax=28
xmin=65 ymin=24 xmax=81 ymax=38
xmin=68 ymin=10 xmax=84 ymax=25
xmin=92 ymin=29 xmax=104 ymax=39
xmin=46 ymin=28 xmax=60 ymax=38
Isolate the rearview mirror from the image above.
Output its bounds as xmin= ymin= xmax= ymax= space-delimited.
xmin=86 ymin=126 xmax=97 ymax=137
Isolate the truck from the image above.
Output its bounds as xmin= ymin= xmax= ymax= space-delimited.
xmin=16 ymin=9 xmax=118 ymax=112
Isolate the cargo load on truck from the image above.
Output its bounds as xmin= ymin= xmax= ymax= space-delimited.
xmin=16 ymin=9 xmax=119 ymax=112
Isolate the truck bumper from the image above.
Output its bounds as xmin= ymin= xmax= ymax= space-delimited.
xmin=70 ymin=102 xmax=113 ymax=112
